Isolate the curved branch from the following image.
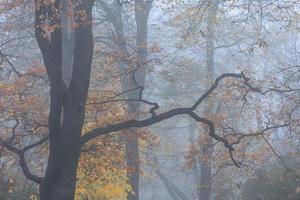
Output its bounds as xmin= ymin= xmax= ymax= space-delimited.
xmin=191 ymin=72 xmax=248 ymax=110
xmin=0 ymin=136 xmax=48 ymax=184
xmin=189 ymin=112 xmax=240 ymax=166
xmin=81 ymin=72 xmax=251 ymax=167
xmin=81 ymin=107 xmax=192 ymax=144
xmin=18 ymin=152 xmax=43 ymax=184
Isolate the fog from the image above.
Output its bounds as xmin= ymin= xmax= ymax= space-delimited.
xmin=0 ymin=0 xmax=299 ymax=200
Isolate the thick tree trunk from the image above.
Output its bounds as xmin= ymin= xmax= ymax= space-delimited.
xmin=39 ymin=144 xmax=80 ymax=200
xmin=35 ymin=1 xmax=94 ymax=199
xmin=39 ymin=104 xmax=84 ymax=200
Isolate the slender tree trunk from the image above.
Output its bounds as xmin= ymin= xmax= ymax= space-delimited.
xmin=35 ymin=1 xmax=94 ymax=199
xmin=126 ymin=2 xmax=151 ymax=200
xmin=107 ymin=1 xmax=152 ymax=199
xmin=199 ymin=1 xmax=219 ymax=200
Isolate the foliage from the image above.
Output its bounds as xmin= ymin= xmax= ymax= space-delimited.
xmin=76 ymin=136 xmax=131 ymax=200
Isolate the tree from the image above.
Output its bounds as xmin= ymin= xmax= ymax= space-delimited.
xmin=96 ymin=1 xmax=153 ymax=199
xmin=198 ymin=1 xmax=219 ymax=199
xmin=35 ymin=1 xmax=94 ymax=199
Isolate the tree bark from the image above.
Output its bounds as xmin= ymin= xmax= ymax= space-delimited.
xmin=35 ymin=1 xmax=94 ymax=199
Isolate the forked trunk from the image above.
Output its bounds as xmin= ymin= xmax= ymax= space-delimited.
xmin=35 ymin=1 xmax=94 ymax=199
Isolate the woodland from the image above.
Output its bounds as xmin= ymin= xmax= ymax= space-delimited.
xmin=0 ymin=0 xmax=299 ymax=200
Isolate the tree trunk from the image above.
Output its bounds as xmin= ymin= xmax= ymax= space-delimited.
xmin=106 ymin=1 xmax=152 ymax=199
xmin=126 ymin=2 xmax=153 ymax=199
xmin=39 ymin=102 xmax=85 ymax=200
xmin=199 ymin=1 xmax=219 ymax=200
xmin=35 ymin=1 xmax=94 ymax=199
